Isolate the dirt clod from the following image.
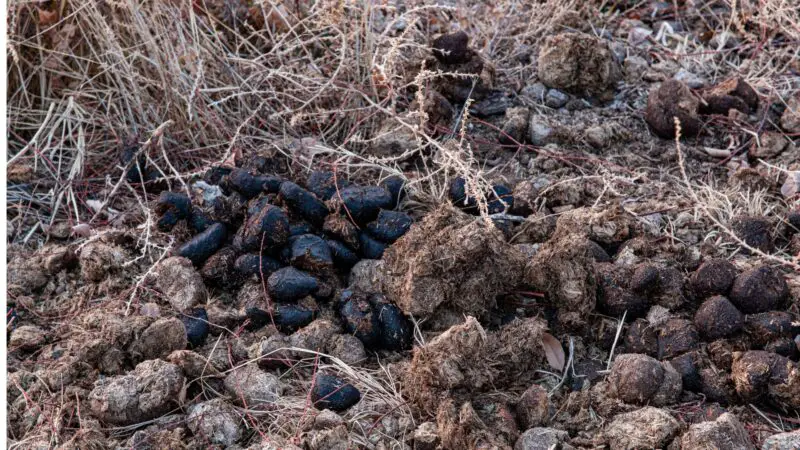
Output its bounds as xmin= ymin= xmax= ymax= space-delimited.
xmin=678 ymin=412 xmax=753 ymax=450
xmin=763 ymin=430 xmax=800 ymax=450
xmin=781 ymin=95 xmax=800 ymax=133
xmin=224 ymin=364 xmax=283 ymax=407
xmin=645 ymin=79 xmax=701 ymax=138
xmin=516 ymin=384 xmax=550 ymax=430
xmin=608 ymin=354 xmax=665 ymax=404
xmin=603 ymin=406 xmax=680 ymax=450
xmin=187 ymin=398 xmax=242 ymax=446
xmin=155 ymin=256 xmax=207 ymax=313
xmin=80 ymin=241 xmax=125 ymax=282
xmin=500 ymin=107 xmax=530 ymax=145
xmin=432 ymin=31 xmax=470 ymax=65
xmin=130 ymin=317 xmax=187 ymax=361
xmin=9 ymin=325 xmax=47 ymax=351
xmin=515 ymin=427 xmax=571 ymax=450
xmin=89 ymin=359 xmax=184 ymax=425
xmin=537 ymin=32 xmax=622 ymax=100
xmin=327 ymin=334 xmax=367 ymax=365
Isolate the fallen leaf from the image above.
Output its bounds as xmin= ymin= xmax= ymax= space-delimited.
xmin=37 ymin=7 xmax=59 ymax=27
xmin=781 ymin=171 xmax=799 ymax=198
xmin=72 ymin=223 xmax=92 ymax=237
xmin=541 ymin=332 xmax=565 ymax=372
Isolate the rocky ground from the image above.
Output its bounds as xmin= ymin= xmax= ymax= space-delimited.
xmin=6 ymin=1 xmax=800 ymax=449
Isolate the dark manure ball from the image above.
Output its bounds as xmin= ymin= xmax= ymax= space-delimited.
xmin=181 ymin=308 xmax=210 ymax=349
xmin=200 ymin=246 xmax=239 ymax=286
xmin=245 ymin=304 xmax=316 ymax=333
xmin=657 ymin=318 xmax=700 ymax=360
xmin=339 ymin=290 xmax=381 ymax=349
xmin=273 ymin=304 xmax=317 ymax=332
xmin=154 ymin=192 xmax=191 ymax=231
xmin=267 ymin=267 xmax=320 ymax=302
xmin=366 ymin=210 xmax=412 ymax=243
xmin=336 ymin=186 xmax=393 ymax=224
xmin=306 ymin=171 xmax=350 ymax=201
xmin=487 ymin=184 xmax=514 ymax=214
xmin=448 ymin=177 xmax=478 ymax=213
xmin=235 ymin=203 xmax=290 ymax=252
xmin=290 ymin=222 xmax=314 ymax=237
xmin=729 ymin=265 xmax=788 ymax=314
xmin=629 ymin=264 xmax=660 ymax=295
xmin=358 ymin=231 xmax=388 ymax=259
xmin=339 ymin=290 xmax=412 ymax=351
xmin=432 ymin=30 xmax=470 ymax=64
xmin=645 ymin=79 xmax=701 ymax=139
xmin=204 ymin=166 xmax=232 ymax=186
xmin=225 ymin=168 xmax=282 ymax=198
xmin=234 ymin=253 xmax=282 ymax=278
xmin=379 ymin=176 xmax=407 ymax=208
xmin=177 ymin=222 xmax=227 ymax=266
xmin=288 ymin=234 xmax=334 ymax=272
xmin=694 ymin=296 xmax=744 ymax=340
xmin=311 ymin=373 xmax=361 ymax=411
xmin=280 ymin=181 xmax=329 ymax=226
xmin=624 ymin=319 xmax=658 ymax=357
xmin=730 ymin=215 xmax=774 ymax=254
xmin=744 ymin=311 xmax=797 ymax=348
xmin=325 ymin=239 xmax=360 ymax=269
xmin=690 ymin=259 xmax=737 ymax=298
xmin=372 ymin=295 xmax=413 ymax=351
xmin=668 ymin=351 xmax=702 ymax=392
xmin=189 ymin=208 xmax=214 ymax=234
xmin=596 ymin=264 xmax=650 ymax=318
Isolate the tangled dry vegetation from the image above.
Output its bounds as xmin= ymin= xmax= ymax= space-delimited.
xmin=6 ymin=0 xmax=800 ymax=449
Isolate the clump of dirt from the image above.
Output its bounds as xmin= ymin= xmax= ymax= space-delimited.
xmin=645 ymin=79 xmax=701 ymax=138
xmin=602 ymin=406 xmax=681 ymax=450
xmin=537 ymin=32 xmax=622 ymax=101
xmin=402 ymin=316 xmax=545 ymax=415
xmin=383 ymin=206 xmax=525 ymax=323
xmin=678 ymin=413 xmax=754 ymax=450
xmin=88 ymin=359 xmax=184 ymax=425
xmin=607 ymin=353 xmax=681 ymax=406
xmin=153 ymin=256 xmax=208 ymax=313
xmin=79 ymin=241 xmax=127 ymax=282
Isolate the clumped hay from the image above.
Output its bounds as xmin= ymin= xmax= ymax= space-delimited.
xmin=524 ymin=206 xmax=640 ymax=329
xmin=403 ymin=317 xmax=493 ymax=412
xmin=403 ymin=316 xmax=546 ymax=415
xmin=436 ymin=400 xmax=510 ymax=450
xmin=383 ymin=205 xmax=525 ymax=322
